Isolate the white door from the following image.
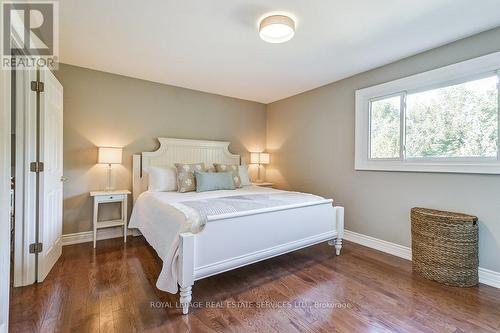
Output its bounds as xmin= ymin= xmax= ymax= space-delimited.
xmin=37 ymin=69 xmax=63 ymax=282
xmin=13 ymin=68 xmax=37 ymax=287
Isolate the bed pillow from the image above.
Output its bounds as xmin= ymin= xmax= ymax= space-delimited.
xmin=213 ymin=163 xmax=242 ymax=188
xmin=175 ymin=162 xmax=206 ymax=193
xmin=195 ymin=171 xmax=236 ymax=192
xmin=148 ymin=166 xmax=177 ymax=191
xmin=238 ymin=165 xmax=251 ymax=186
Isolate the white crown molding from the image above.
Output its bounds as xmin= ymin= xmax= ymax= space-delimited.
xmin=344 ymin=230 xmax=500 ymax=289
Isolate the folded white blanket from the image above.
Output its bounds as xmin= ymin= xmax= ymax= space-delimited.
xmin=129 ymin=186 xmax=328 ymax=293
xmin=170 ymin=192 xmax=326 ymax=233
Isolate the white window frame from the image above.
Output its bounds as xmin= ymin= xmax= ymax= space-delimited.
xmin=355 ymin=51 xmax=500 ymax=174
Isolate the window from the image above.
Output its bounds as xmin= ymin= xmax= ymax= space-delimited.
xmin=356 ymin=52 xmax=500 ymax=174
xmin=369 ymin=94 xmax=402 ymax=159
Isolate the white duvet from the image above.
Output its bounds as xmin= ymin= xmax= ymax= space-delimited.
xmin=128 ymin=185 xmax=327 ymax=293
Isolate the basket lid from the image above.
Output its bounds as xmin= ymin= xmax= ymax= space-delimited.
xmin=411 ymin=207 xmax=478 ymax=223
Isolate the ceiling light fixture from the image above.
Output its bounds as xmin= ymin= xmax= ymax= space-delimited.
xmin=259 ymin=14 xmax=295 ymax=43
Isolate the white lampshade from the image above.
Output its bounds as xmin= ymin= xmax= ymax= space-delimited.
xmin=250 ymin=152 xmax=270 ymax=164
xmin=98 ymin=147 xmax=122 ymax=165
xmin=250 ymin=152 xmax=260 ymax=164
xmin=259 ymin=153 xmax=270 ymax=165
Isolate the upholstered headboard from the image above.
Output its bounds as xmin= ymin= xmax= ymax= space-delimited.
xmin=132 ymin=138 xmax=241 ymax=202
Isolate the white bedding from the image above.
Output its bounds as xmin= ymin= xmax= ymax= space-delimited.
xmin=128 ymin=185 xmax=330 ymax=293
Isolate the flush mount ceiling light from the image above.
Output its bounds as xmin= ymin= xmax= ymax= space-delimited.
xmin=259 ymin=14 xmax=295 ymax=43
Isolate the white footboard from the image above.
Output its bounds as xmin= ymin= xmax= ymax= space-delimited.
xmin=178 ymin=204 xmax=344 ymax=314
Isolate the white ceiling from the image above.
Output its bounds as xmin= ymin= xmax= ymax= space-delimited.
xmin=59 ymin=0 xmax=500 ymax=103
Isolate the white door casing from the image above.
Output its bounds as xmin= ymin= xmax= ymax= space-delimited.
xmin=0 ymin=57 xmax=12 ymax=333
xmin=37 ymin=69 xmax=63 ymax=282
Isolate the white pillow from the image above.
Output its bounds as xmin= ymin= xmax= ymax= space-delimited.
xmin=148 ymin=166 xmax=177 ymax=191
xmin=238 ymin=165 xmax=251 ymax=186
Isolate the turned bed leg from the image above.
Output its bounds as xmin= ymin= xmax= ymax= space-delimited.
xmin=328 ymin=238 xmax=343 ymax=255
xmin=180 ymin=285 xmax=192 ymax=314
xmin=331 ymin=206 xmax=344 ymax=256
xmin=179 ymin=232 xmax=195 ymax=315
xmin=335 ymin=238 xmax=342 ymax=255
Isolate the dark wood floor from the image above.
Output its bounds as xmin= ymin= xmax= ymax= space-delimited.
xmin=9 ymin=236 xmax=500 ymax=333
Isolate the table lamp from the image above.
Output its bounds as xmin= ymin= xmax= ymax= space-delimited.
xmin=98 ymin=147 xmax=122 ymax=191
xmin=250 ymin=152 xmax=270 ymax=182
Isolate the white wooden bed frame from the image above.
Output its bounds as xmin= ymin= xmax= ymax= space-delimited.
xmin=132 ymin=138 xmax=344 ymax=314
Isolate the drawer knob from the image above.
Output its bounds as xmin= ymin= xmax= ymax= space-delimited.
xmin=109 ymin=196 xmax=113 ymax=199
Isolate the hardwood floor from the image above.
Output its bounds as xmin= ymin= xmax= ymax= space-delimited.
xmin=9 ymin=236 xmax=500 ymax=333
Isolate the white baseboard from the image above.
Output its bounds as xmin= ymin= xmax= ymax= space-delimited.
xmin=344 ymin=230 xmax=412 ymax=260
xmin=478 ymin=267 xmax=500 ymax=289
xmin=62 ymin=227 xmax=133 ymax=246
xmin=343 ymin=230 xmax=500 ymax=289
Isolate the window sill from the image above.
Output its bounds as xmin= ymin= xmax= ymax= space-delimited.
xmin=355 ymin=160 xmax=500 ymax=175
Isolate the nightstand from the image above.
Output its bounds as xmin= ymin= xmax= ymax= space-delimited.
xmin=90 ymin=190 xmax=130 ymax=248
xmin=251 ymin=182 xmax=274 ymax=188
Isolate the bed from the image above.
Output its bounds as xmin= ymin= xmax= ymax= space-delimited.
xmin=129 ymin=138 xmax=344 ymax=314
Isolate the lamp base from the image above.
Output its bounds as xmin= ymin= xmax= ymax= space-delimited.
xmin=105 ymin=164 xmax=114 ymax=192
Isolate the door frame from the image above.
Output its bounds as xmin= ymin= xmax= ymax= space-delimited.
xmin=0 ymin=14 xmax=24 ymax=330
xmin=12 ymin=68 xmax=37 ymax=287
xmin=0 ymin=48 xmax=12 ymax=333
xmin=9 ymin=26 xmax=36 ymax=287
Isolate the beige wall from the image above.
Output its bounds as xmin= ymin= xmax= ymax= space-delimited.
xmin=55 ymin=64 xmax=266 ymax=234
xmin=266 ymin=27 xmax=500 ymax=272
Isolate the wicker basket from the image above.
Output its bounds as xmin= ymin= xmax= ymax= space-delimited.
xmin=411 ymin=207 xmax=478 ymax=287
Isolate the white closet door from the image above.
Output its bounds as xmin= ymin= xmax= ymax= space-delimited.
xmin=37 ymin=68 xmax=63 ymax=282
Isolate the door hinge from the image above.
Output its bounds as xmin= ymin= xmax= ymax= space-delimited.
xmin=31 ymin=81 xmax=44 ymax=92
xmin=30 ymin=161 xmax=44 ymax=173
xmin=29 ymin=242 xmax=43 ymax=254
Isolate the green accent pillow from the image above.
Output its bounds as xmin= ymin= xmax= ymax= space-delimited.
xmin=194 ymin=171 xmax=236 ymax=192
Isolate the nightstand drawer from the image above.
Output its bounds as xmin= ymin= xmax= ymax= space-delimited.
xmin=96 ymin=194 xmax=125 ymax=202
